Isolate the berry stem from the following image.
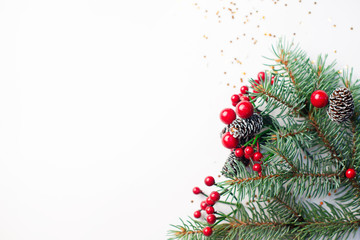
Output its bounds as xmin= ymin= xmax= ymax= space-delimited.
xmin=243 ymin=129 xmax=270 ymax=148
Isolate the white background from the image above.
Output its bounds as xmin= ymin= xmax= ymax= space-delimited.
xmin=0 ymin=0 xmax=360 ymax=239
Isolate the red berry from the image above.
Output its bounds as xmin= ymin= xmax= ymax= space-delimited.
xmin=207 ymin=214 xmax=217 ymax=224
xmin=206 ymin=206 xmax=215 ymax=214
xmin=258 ymin=71 xmax=265 ymax=81
xmin=200 ymin=201 xmax=208 ymax=210
xmin=206 ymin=197 xmax=215 ymax=206
xmin=345 ymin=168 xmax=356 ymax=179
xmin=210 ymin=191 xmax=220 ymax=202
xmin=203 ymin=227 xmax=213 ymax=237
xmin=194 ymin=210 xmax=201 ymax=218
xmin=251 ymin=96 xmax=256 ymax=100
xmin=240 ymin=86 xmax=249 ymax=94
xmin=245 ymin=154 xmax=251 ymax=159
xmin=258 ymin=172 xmax=262 ymax=177
xmin=252 ymin=163 xmax=262 ymax=172
xmin=235 ymin=101 xmax=254 ymax=119
xmin=222 ymin=132 xmax=238 ymax=149
xmin=311 ymin=90 xmax=328 ymax=108
xmin=271 ymin=76 xmax=275 ymax=85
xmin=253 ymin=152 xmax=263 ymax=161
xmin=204 ymin=176 xmax=215 ymax=186
xmin=241 ymin=95 xmax=250 ymax=101
xmin=193 ymin=187 xmax=202 ymax=195
xmin=220 ymin=108 xmax=236 ymax=125
xmin=244 ymin=146 xmax=254 ymax=156
xmin=231 ymin=94 xmax=241 ymax=104
xmin=234 ymin=148 xmax=244 ymax=158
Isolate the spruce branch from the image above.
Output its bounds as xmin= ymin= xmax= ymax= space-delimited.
xmin=308 ymin=110 xmax=345 ymax=164
xmin=294 ymin=202 xmax=360 ymax=240
xmin=252 ymin=82 xmax=303 ymax=117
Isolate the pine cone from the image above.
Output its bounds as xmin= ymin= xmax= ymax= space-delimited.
xmin=327 ymin=87 xmax=354 ymax=123
xmin=221 ymin=151 xmax=249 ymax=177
xmin=222 ymin=113 xmax=263 ymax=145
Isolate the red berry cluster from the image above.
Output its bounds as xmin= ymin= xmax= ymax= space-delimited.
xmin=220 ymin=71 xmax=274 ymax=150
xmin=234 ymin=145 xmax=263 ymax=176
xmin=192 ymin=176 xmax=222 ymax=237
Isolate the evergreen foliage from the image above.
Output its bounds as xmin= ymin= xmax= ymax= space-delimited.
xmin=169 ymin=40 xmax=360 ymax=240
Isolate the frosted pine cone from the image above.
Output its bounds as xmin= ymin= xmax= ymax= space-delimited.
xmin=225 ymin=113 xmax=263 ymax=145
xmin=327 ymin=87 xmax=354 ymax=123
xmin=222 ymin=151 xmax=249 ymax=177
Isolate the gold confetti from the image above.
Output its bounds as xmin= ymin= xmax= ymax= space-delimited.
xmin=351 ymin=27 xmax=354 ymax=30
xmin=224 ymin=72 xmax=227 ymax=75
